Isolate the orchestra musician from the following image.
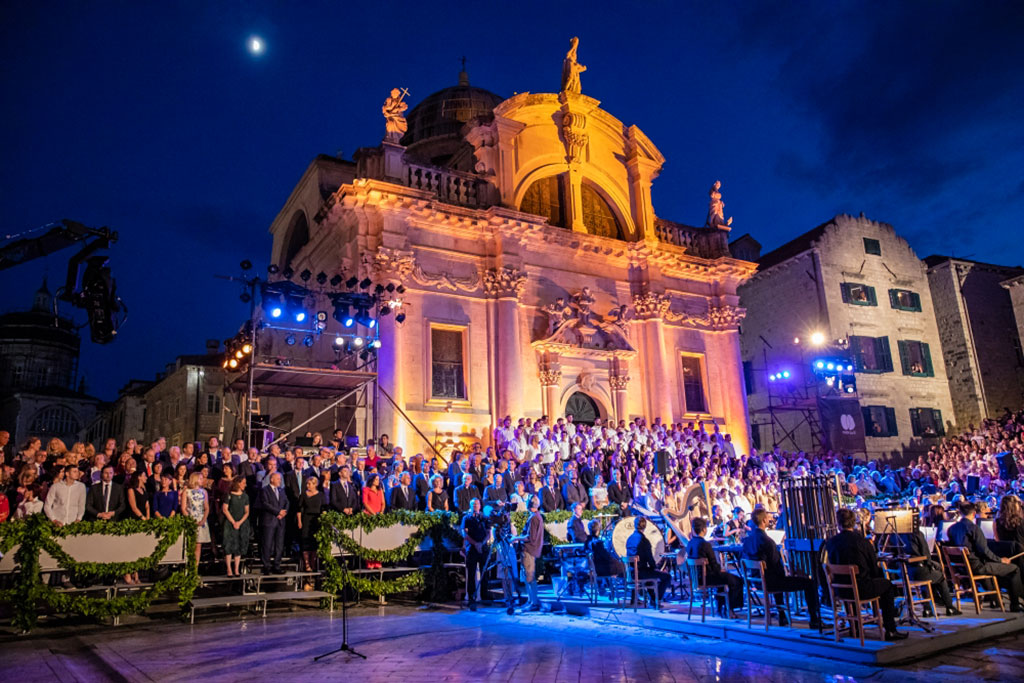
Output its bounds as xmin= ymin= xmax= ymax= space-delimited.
xmin=626 ymin=517 xmax=670 ymax=601
xmin=687 ymin=517 xmax=743 ymax=617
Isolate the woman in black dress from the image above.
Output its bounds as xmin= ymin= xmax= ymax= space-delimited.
xmin=297 ymin=475 xmax=322 ymax=572
xmin=427 ymin=474 xmax=449 ymax=512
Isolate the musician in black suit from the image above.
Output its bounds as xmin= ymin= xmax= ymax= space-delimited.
xmin=947 ymin=502 xmax=1022 ymax=612
xmin=330 ymin=465 xmax=362 ymax=515
xmin=387 ymin=472 xmax=417 ymax=511
xmin=257 ymin=472 xmax=289 ymax=574
xmin=687 ymin=517 xmax=743 ymax=616
xmin=607 ymin=470 xmax=632 ymax=508
xmin=567 ymin=502 xmax=588 ymax=544
xmin=461 ymin=498 xmax=489 ymax=610
xmin=540 ymin=474 xmax=564 ymax=512
xmin=585 ymin=519 xmax=624 ymax=577
xmin=85 ymin=465 xmax=126 ymax=521
xmin=453 ymin=474 xmax=477 ymax=515
xmin=626 ymin=517 xmax=670 ymax=600
xmin=894 ymin=528 xmax=960 ymax=615
xmin=743 ymin=508 xmax=822 ymax=628
xmin=825 ymin=508 xmax=905 ymax=639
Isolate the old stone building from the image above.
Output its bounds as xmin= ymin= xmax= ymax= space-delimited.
xmin=83 ymin=379 xmax=151 ymax=447
xmin=1004 ymin=273 xmax=1024 ymax=365
xmin=925 ymin=257 xmax=1024 ymax=427
xmin=738 ymin=215 xmax=956 ymax=460
xmin=141 ymin=345 xmax=231 ymax=446
xmin=262 ymin=51 xmax=756 ymax=455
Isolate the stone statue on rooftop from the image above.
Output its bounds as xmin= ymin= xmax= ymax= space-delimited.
xmin=560 ymin=37 xmax=586 ymax=94
xmin=705 ymin=180 xmax=733 ymax=228
xmin=382 ymin=87 xmax=409 ymax=142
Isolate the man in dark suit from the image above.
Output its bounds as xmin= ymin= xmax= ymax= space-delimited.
xmin=607 ymin=470 xmax=632 ymax=508
xmin=687 ymin=517 xmax=743 ymax=616
xmin=540 ymin=474 xmax=564 ymax=512
xmin=330 ymin=465 xmax=361 ymax=515
xmin=626 ymin=517 xmax=669 ymax=600
xmin=585 ymin=519 xmax=624 ymax=578
xmin=495 ymin=458 xmax=515 ymax=498
xmin=743 ymin=508 xmax=822 ymax=628
xmin=257 ymin=472 xmax=289 ymax=574
xmin=895 ymin=527 xmax=960 ymax=616
xmin=947 ymin=502 xmax=1022 ymax=612
xmin=567 ymin=502 xmax=588 ymax=544
xmin=562 ymin=469 xmax=588 ymax=510
xmin=484 ymin=473 xmax=509 ymax=508
xmin=85 ymin=465 xmax=126 ymax=521
xmin=387 ymin=472 xmax=417 ymax=511
xmin=825 ymin=508 xmax=906 ymax=639
xmin=453 ymin=474 xmax=477 ymax=515
xmin=461 ymin=498 xmax=489 ymax=611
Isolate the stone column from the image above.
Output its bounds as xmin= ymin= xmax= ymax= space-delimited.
xmin=485 ymin=266 xmax=528 ymax=420
xmin=372 ymin=248 xmax=415 ymax=444
xmin=708 ymin=304 xmax=751 ymax=455
xmin=539 ymin=360 xmax=562 ymax=419
xmin=633 ymin=292 xmax=674 ymax=424
xmin=609 ymin=361 xmax=630 ymax=423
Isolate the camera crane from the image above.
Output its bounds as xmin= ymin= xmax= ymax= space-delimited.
xmin=0 ymin=219 xmax=125 ymax=343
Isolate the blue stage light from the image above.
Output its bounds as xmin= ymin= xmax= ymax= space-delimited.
xmin=769 ymin=374 xmax=776 ymax=381
xmin=782 ymin=370 xmax=791 ymax=379
xmin=826 ymin=362 xmax=835 ymax=370
xmin=270 ymin=307 xmax=282 ymax=318
xmin=815 ymin=361 xmax=825 ymax=369
xmin=295 ymin=311 xmax=306 ymax=323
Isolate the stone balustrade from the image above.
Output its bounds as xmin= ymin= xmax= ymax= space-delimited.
xmin=654 ymin=218 xmax=731 ymax=259
xmin=404 ymin=163 xmax=484 ymax=207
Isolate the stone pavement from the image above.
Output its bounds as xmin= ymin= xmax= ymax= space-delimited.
xmin=2 ymin=604 xmax=1023 ymax=682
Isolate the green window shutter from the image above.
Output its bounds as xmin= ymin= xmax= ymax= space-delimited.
xmin=867 ymin=286 xmax=877 ymax=306
xmin=911 ymin=292 xmax=922 ymax=311
xmin=841 ymin=283 xmax=851 ymax=303
xmin=877 ymin=336 xmax=893 ymax=372
xmin=889 ymin=289 xmax=899 ymax=308
xmin=850 ymin=336 xmax=865 ymax=370
xmin=932 ymin=409 xmax=944 ymax=435
xmin=862 ymin=407 xmax=875 ymax=436
xmin=885 ymin=407 xmax=897 ymax=437
xmin=897 ymin=340 xmax=911 ymax=375
xmin=909 ymin=408 xmax=922 ymax=436
xmin=922 ymin=342 xmax=934 ymax=377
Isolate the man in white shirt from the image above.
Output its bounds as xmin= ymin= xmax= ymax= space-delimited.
xmin=44 ymin=464 xmax=86 ymax=526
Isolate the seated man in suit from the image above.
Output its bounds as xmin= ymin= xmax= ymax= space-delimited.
xmin=947 ymin=501 xmax=1023 ymax=612
xmin=586 ymin=519 xmax=624 ymax=578
xmin=85 ymin=464 xmax=126 ymax=521
xmin=453 ymin=473 xmax=477 ymax=515
xmin=387 ymin=471 xmax=417 ymax=511
xmin=626 ymin=517 xmax=670 ymax=601
xmin=743 ymin=508 xmax=822 ymax=628
xmin=893 ymin=527 xmax=960 ymax=616
xmin=826 ymin=508 xmax=906 ymax=640
xmin=687 ymin=517 xmax=743 ymax=617
xmin=567 ymin=502 xmax=587 ymax=544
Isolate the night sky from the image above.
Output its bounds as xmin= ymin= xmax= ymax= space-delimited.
xmin=2 ymin=2 xmax=1022 ymax=401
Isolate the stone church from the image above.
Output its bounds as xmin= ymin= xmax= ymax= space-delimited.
xmin=266 ymin=41 xmax=755 ymax=455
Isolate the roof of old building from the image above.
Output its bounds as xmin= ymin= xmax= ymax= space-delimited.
xmin=755 ymin=220 xmax=833 ymax=271
xmin=401 ymin=69 xmax=504 ymax=148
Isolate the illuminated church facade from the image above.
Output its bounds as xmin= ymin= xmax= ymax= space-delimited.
xmin=267 ymin=55 xmax=756 ymax=455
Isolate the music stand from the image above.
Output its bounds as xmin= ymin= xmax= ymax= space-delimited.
xmin=314 ymin=533 xmax=366 ymax=662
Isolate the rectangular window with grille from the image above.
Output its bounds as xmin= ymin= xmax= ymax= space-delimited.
xmin=680 ymin=354 xmax=708 ymax=413
xmin=849 ymin=335 xmax=894 ymax=373
xmin=862 ymin=405 xmax=898 ymax=437
xmin=889 ymin=288 xmax=922 ymax=312
xmin=841 ymin=282 xmax=877 ymax=306
xmin=897 ymin=340 xmax=934 ymax=377
xmin=431 ymin=327 xmax=466 ymax=400
xmin=206 ymin=393 xmax=221 ymax=414
xmin=910 ymin=408 xmax=944 ymax=437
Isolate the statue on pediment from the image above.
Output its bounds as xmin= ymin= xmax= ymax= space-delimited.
xmin=560 ymin=37 xmax=586 ymax=94
xmin=536 ymin=288 xmax=635 ymax=353
xmin=705 ymin=180 xmax=733 ymax=229
xmin=382 ymin=88 xmax=409 ymax=142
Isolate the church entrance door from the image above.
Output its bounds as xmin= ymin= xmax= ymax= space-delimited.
xmin=564 ymin=391 xmax=601 ymax=425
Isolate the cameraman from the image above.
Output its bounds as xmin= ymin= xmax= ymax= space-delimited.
xmin=461 ymin=498 xmax=489 ymax=611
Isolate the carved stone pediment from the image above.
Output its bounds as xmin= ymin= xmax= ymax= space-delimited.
xmin=483 ymin=266 xmax=527 ymax=299
xmin=535 ymin=286 xmax=636 ymax=355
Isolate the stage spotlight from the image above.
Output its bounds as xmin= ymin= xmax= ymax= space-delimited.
xmin=346 ymin=276 xmax=359 ymax=289
xmin=285 ymin=335 xmax=296 ymax=346
xmin=359 ymin=349 xmax=370 ymax=361
xmin=282 ymin=267 xmax=294 ymax=279
xmin=303 ymin=335 xmax=314 ymax=347
xmin=826 ymin=362 xmax=835 ymax=370
xmin=316 ymin=272 xmax=327 ymax=285
xmin=355 ymin=309 xmax=375 ymax=328
xmin=395 ymin=312 xmax=406 ymax=324
xmin=333 ymin=304 xmax=354 ymax=327
xmin=353 ymin=337 xmax=365 ymax=348
xmin=222 ymin=359 xmax=229 ymax=369
xmin=846 ymin=364 xmax=854 ymax=371
xmin=242 ymin=343 xmax=253 ymax=354
xmin=769 ymin=374 xmax=776 ymax=381
xmin=270 ymin=306 xmax=283 ymax=319
xmin=815 ymin=361 xmax=825 ymax=369
xmin=330 ymin=275 xmax=342 ymax=287
xmin=396 ymin=285 xmax=405 ymax=294
xmin=810 ymin=331 xmax=826 ymax=347
xmin=300 ymin=269 xmax=312 ymax=282
xmin=229 ymin=358 xmax=239 ymax=369
xmin=846 ymin=385 xmax=855 ymax=393
xmin=335 ymin=336 xmax=345 ymax=346
xmin=240 ymin=292 xmax=252 ymax=303
xmin=782 ymin=370 xmax=791 ymax=379
xmin=379 ymin=304 xmax=391 ymax=316
xmin=359 ymin=278 xmax=372 ymax=289
xmin=372 ymin=339 xmax=381 ymax=349
xmin=240 ymin=259 xmax=252 ymax=271
xmin=235 ymin=350 xmax=244 ymax=359
xmin=374 ymin=284 xmax=385 ymax=295
xmin=294 ymin=310 xmax=307 ymax=323
xmin=386 ymin=283 xmax=395 ymax=293
xmin=267 ymin=264 xmax=280 ymax=275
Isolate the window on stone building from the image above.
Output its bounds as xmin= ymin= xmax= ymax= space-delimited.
xmin=581 ymin=182 xmax=623 ymax=239
xmin=29 ymin=405 xmax=81 ymax=436
xmin=520 ymin=175 xmax=566 ymax=228
xmin=897 ymin=340 xmax=934 ymax=377
xmin=862 ymin=405 xmax=898 ymax=437
xmin=863 ymin=238 xmax=881 ymax=256
xmin=680 ymin=354 xmax=708 ymax=414
xmin=910 ymin=408 xmax=944 ymax=437
xmin=431 ymin=326 xmax=466 ymax=400
xmin=206 ymin=393 xmax=221 ymax=414
xmin=850 ymin=335 xmax=894 ymax=373
xmin=889 ymin=289 xmax=922 ymax=312
xmin=840 ymin=282 xmax=877 ymax=306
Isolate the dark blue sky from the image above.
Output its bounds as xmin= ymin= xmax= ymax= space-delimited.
xmin=3 ymin=1 xmax=1022 ymax=400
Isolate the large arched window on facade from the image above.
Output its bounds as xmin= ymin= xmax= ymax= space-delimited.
xmin=282 ymin=210 xmax=310 ymax=269
xmin=519 ymin=175 xmax=566 ymax=228
xmin=29 ymin=405 xmax=81 ymax=436
xmin=581 ymin=182 xmax=624 ymax=239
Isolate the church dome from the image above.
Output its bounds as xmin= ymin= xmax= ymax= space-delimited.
xmin=400 ymin=69 xmax=503 ymax=166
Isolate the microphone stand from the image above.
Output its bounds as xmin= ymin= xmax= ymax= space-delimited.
xmin=314 ymin=545 xmax=367 ymax=662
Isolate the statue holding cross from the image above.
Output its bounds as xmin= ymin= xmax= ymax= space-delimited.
xmin=382 ymin=87 xmax=410 ymax=142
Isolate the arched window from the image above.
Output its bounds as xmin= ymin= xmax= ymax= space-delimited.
xmin=520 ymin=175 xmax=566 ymax=228
xmin=29 ymin=405 xmax=81 ymax=436
xmin=282 ymin=211 xmax=310 ymax=268
xmin=581 ymin=183 xmax=623 ymax=239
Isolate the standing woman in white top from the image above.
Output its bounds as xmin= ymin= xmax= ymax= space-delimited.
xmin=182 ymin=472 xmax=211 ymax=568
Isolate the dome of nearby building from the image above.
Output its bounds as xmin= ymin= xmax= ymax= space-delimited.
xmin=401 ymin=69 xmax=503 ymax=167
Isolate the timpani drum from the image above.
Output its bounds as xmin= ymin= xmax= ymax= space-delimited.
xmin=610 ymin=517 xmax=666 ymax=560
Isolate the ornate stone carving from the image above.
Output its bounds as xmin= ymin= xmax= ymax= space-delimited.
xmin=483 ymin=266 xmax=527 ymax=299
xmin=560 ymin=36 xmax=587 ymax=94
xmin=465 ymin=119 xmax=498 ymax=176
xmin=707 ymin=304 xmax=747 ymax=330
xmin=705 ymin=180 xmax=733 ymax=229
xmin=382 ymin=88 xmax=409 ymax=142
xmin=561 ymin=110 xmax=588 ymax=163
xmin=631 ymin=291 xmax=671 ymax=320
xmin=609 ymin=373 xmax=630 ymax=391
xmin=411 ymin=265 xmax=481 ymax=293
xmin=539 ymin=367 xmax=562 ymax=387
xmin=372 ymin=247 xmax=415 ymax=282
xmin=537 ymin=287 xmax=636 ymax=353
